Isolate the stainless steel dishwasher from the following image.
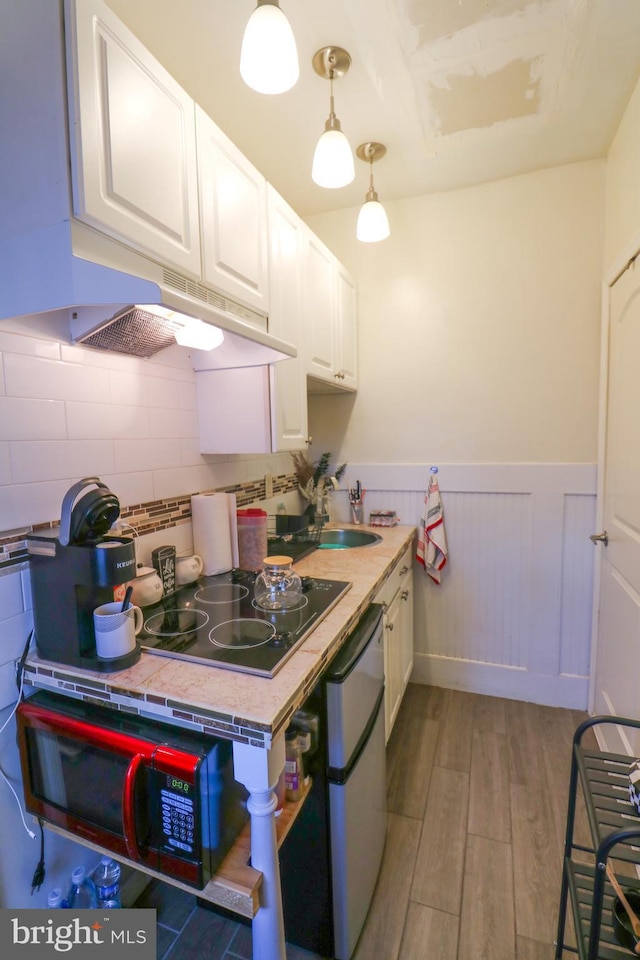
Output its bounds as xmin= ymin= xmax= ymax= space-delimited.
xmin=280 ymin=603 xmax=387 ymax=959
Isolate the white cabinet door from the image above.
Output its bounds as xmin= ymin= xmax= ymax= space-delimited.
xmin=375 ymin=544 xmax=414 ymax=742
xmin=196 ymin=367 xmax=272 ymax=455
xmin=66 ymin=0 xmax=200 ymax=276
xmin=383 ymin=591 xmax=403 ymax=742
xmin=335 ymin=262 xmax=358 ymax=389
xmin=305 ymin=230 xmax=337 ymax=382
xmin=305 ymin=229 xmax=358 ymax=391
xmin=267 ymin=186 xmax=308 ymax=451
xmin=399 ymin=568 xmax=414 ymax=688
xmin=196 ymin=106 xmax=269 ymax=314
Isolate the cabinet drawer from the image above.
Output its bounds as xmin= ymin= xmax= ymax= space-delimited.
xmin=375 ymin=543 xmax=413 ymax=608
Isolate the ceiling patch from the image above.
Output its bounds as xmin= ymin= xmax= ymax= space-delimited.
xmin=429 ymin=57 xmax=541 ymax=136
xmin=400 ymin=0 xmax=540 ymax=49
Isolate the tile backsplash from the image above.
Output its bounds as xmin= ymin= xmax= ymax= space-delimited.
xmin=0 ymin=322 xmax=302 ymax=535
xmin=0 ymin=319 xmax=304 ymax=705
xmin=0 ymin=321 xmax=303 ymax=535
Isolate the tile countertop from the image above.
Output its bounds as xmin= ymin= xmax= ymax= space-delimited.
xmin=24 ymin=524 xmax=416 ymax=749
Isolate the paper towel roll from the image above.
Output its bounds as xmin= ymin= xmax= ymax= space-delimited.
xmin=191 ymin=493 xmax=238 ymax=575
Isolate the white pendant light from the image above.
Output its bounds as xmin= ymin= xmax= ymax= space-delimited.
xmin=356 ymin=142 xmax=390 ymax=242
xmin=311 ymin=47 xmax=354 ymax=188
xmin=240 ymin=1 xmax=299 ymax=95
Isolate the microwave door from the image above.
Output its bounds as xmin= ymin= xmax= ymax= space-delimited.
xmin=32 ymin=727 xmax=68 ymax=808
xmin=18 ymin=706 xmax=158 ymax=865
xmin=122 ymin=752 xmax=146 ymax=862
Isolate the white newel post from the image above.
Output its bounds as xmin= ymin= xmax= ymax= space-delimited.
xmin=233 ymin=735 xmax=286 ymax=960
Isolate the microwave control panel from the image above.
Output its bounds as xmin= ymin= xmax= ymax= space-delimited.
xmin=159 ymin=775 xmax=196 ymax=854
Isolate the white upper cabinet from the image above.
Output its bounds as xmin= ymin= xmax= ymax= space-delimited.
xmin=305 ymin=228 xmax=358 ymax=391
xmin=66 ymin=0 xmax=201 ymax=276
xmin=267 ymin=186 xmax=308 ymax=450
xmin=335 ymin=262 xmax=358 ymax=390
xmin=305 ymin=231 xmax=337 ymax=381
xmin=196 ymin=106 xmax=270 ymax=314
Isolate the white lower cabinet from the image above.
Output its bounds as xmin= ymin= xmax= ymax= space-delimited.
xmin=375 ymin=544 xmax=415 ymax=742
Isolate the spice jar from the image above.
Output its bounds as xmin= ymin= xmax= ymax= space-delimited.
xmin=284 ymin=729 xmax=302 ymax=802
xmin=236 ymin=509 xmax=268 ymax=572
xmin=254 ymin=556 xmax=302 ymax=610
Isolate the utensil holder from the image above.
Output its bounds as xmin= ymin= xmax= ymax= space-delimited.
xmin=351 ymin=502 xmax=363 ymax=524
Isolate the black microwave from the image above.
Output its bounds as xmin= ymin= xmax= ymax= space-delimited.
xmin=16 ymin=690 xmax=249 ymax=889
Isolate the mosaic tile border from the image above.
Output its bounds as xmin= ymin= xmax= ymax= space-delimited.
xmin=0 ymin=473 xmax=299 ymax=572
xmin=23 ymin=664 xmax=273 ymax=748
xmin=20 ymin=594 xmax=374 ymax=749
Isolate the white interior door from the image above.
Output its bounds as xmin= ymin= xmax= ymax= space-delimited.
xmin=592 ymin=257 xmax=640 ymax=753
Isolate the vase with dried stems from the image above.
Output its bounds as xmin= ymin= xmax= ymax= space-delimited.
xmin=291 ymin=452 xmax=347 ymax=523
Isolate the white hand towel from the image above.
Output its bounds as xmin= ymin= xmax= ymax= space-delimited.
xmin=416 ymin=473 xmax=448 ymax=584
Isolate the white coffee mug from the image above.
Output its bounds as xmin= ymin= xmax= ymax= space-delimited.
xmin=93 ymin=601 xmax=143 ymax=660
xmin=176 ymin=554 xmax=204 ymax=585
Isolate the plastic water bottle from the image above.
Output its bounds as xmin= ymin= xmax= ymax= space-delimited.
xmin=47 ymin=887 xmax=69 ymax=908
xmin=67 ymin=865 xmax=97 ymax=909
xmin=93 ymin=857 xmax=121 ymax=908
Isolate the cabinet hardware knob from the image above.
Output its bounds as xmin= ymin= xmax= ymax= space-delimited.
xmin=399 ymin=565 xmax=409 ymax=575
xmin=385 ymin=623 xmax=394 ymax=631
xmin=401 ymin=590 xmax=409 ymax=601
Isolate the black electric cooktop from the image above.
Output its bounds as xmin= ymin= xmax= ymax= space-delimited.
xmin=138 ymin=569 xmax=351 ymax=678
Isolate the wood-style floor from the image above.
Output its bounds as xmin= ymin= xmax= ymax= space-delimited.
xmin=136 ymin=684 xmax=591 ymax=960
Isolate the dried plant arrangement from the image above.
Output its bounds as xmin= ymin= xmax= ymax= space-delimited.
xmin=291 ymin=451 xmax=347 ymax=516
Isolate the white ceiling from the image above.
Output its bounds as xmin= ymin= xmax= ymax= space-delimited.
xmin=106 ymin=0 xmax=640 ymax=218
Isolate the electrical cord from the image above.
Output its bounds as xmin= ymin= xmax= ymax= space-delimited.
xmin=15 ymin=628 xmax=34 ymax=692
xmin=31 ymin=821 xmax=45 ymax=894
xmin=0 ymin=631 xmax=37 ymax=840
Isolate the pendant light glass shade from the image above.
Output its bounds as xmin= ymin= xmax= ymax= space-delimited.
xmin=312 ymin=129 xmax=355 ymax=188
xmin=357 ymin=198 xmax=390 ymax=242
xmin=355 ymin=141 xmax=390 ymax=242
xmin=311 ymin=47 xmax=354 ymax=189
xmin=240 ymin=2 xmax=299 ymax=95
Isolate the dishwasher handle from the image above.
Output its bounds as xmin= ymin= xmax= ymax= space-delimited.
xmin=325 ymin=604 xmax=384 ymax=684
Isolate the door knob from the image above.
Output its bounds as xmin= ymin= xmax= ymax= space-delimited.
xmin=589 ymin=531 xmax=609 ymax=546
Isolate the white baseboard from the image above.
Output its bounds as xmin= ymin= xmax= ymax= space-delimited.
xmin=411 ymin=652 xmax=589 ymax=709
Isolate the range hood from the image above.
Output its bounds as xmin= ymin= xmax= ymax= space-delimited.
xmin=1 ymin=220 xmax=296 ymax=369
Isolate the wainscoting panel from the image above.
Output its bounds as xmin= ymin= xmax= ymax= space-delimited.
xmin=337 ymin=464 xmax=596 ymax=709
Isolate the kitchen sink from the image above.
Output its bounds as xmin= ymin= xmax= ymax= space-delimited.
xmin=317 ymin=529 xmax=382 ymax=549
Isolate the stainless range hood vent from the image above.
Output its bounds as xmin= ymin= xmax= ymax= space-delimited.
xmin=73 ymin=306 xmax=182 ymax=358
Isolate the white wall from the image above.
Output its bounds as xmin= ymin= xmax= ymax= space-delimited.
xmin=305 ymin=160 xmax=605 ymax=709
xmin=306 ymin=160 xmax=604 ymax=465
xmin=0 ymin=325 xmax=293 ymax=532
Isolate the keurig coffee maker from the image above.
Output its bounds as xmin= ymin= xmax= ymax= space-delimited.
xmin=27 ymin=477 xmax=139 ymax=671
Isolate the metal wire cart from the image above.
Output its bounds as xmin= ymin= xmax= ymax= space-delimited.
xmin=556 ymin=715 xmax=640 ymax=958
